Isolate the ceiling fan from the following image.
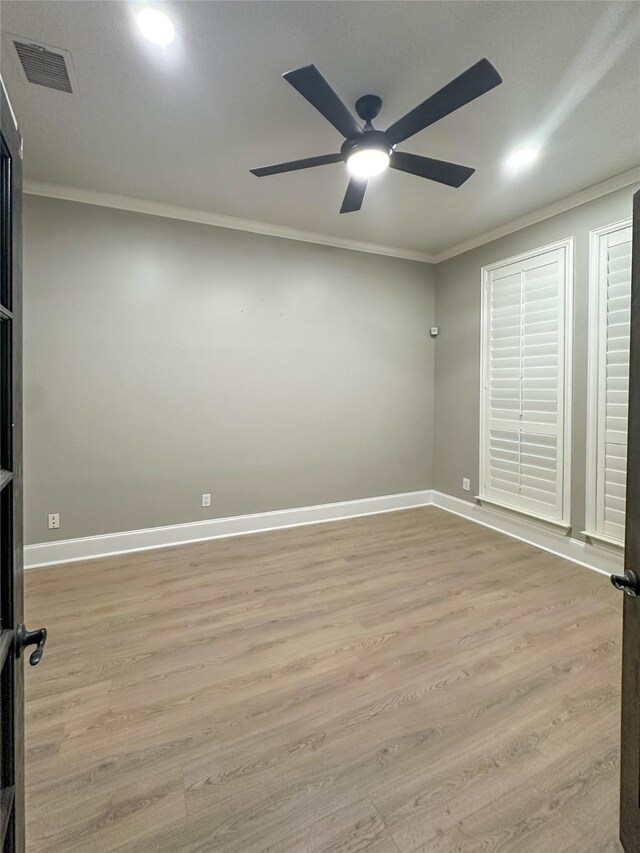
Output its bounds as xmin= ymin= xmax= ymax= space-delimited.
xmin=251 ymin=59 xmax=502 ymax=213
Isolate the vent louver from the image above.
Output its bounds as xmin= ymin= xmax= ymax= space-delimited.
xmin=13 ymin=40 xmax=73 ymax=93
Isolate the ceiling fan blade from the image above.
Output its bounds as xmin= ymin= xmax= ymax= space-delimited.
xmin=391 ymin=152 xmax=475 ymax=187
xmin=385 ymin=58 xmax=502 ymax=145
xmin=283 ymin=65 xmax=363 ymax=140
xmin=340 ymin=177 xmax=367 ymax=213
xmin=250 ymin=152 xmax=343 ymax=177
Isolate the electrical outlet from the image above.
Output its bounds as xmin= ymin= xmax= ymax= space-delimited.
xmin=201 ymin=493 xmax=211 ymax=508
xmin=462 ymin=478 xmax=470 ymax=492
xmin=48 ymin=513 xmax=60 ymax=530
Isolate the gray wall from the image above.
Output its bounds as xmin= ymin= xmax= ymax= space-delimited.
xmin=23 ymin=195 xmax=436 ymax=544
xmin=433 ymin=184 xmax=639 ymax=539
xmin=25 ymin=185 xmax=638 ymax=547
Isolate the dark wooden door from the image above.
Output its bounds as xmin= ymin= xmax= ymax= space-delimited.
xmin=614 ymin=189 xmax=640 ymax=850
xmin=0 ymin=79 xmax=25 ymax=853
xmin=0 ymin=82 xmax=46 ymax=853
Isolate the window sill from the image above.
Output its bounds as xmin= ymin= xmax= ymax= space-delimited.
xmin=582 ymin=530 xmax=624 ymax=552
xmin=475 ymin=496 xmax=571 ymax=534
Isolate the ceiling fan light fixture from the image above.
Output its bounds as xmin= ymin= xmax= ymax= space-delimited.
xmin=342 ymin=131 xmax=393 ymax=179
xmin=346 ymin=148 xmax=390 ymax=179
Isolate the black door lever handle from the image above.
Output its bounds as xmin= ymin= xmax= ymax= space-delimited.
xmin=17 ymin=625 xmax=48 ymax=665
xmin=610 ymin=570 xmax=640 ymax=598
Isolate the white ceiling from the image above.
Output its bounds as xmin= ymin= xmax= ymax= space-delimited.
xmin=2 ymin=1 xmax=639 ymax=256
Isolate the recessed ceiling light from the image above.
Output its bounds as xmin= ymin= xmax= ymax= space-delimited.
xmin=136 ymin=8 xmax=175 ymax=46
xmin=505 ymin=147 xmax=540 ymax=170
xmin=346 ymin=148 xmax=390 ymax=179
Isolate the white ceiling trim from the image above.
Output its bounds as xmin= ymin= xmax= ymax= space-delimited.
xmin=22 ymin=181 xmax=436 ymax=265
xmin=24 ymin=167 xmax=640 ymax=266
xmin=432 ymin=167 xmax=640 ymax=263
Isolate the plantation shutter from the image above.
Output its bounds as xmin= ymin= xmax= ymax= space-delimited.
xmin=481 ymin=242 xmax=570 ymax=524
xmin=593 ymin=224 xmax=632 ymax=543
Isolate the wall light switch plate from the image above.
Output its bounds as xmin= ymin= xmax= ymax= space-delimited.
xmin=201 ymin=494 xmax=211 ymax=508
xmin=462 ymin=478 xmax=470 ymax=492
xmin=48 ymin=513 xmax=60 ymax=529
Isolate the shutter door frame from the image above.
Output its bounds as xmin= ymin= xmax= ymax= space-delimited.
xmin=479 ymin=238 xmax=573 ymax=527
xmin=585 ymin=218 xmax=632 ymax=548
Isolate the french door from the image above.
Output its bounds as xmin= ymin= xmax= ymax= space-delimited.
xmin=1 ymin=81 xmax=46 ymax=853
xmin=611 ymin=189 xmax=640 ymax=850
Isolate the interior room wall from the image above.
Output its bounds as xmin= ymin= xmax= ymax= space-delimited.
xmin=23 ymin=195 xmax=436 ymax=545
xmin=433 ymin=183 xmax=639 ymax=540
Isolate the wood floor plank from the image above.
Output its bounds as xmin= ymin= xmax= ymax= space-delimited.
xmin=23 ymin=507 xmax=623 ymax=852
xmin=27 ymin=767 xmax=186 ymax=853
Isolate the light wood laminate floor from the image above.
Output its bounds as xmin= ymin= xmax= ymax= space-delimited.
xmin=24 ymin=507 xmax=623 ymax=852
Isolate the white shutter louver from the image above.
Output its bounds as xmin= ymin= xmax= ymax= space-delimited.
xmin=587 ymin=222 xmax=632 ymax=545
xmin=481 ymin=241 xmax=571 ymax=524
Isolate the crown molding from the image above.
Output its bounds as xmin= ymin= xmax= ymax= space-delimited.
xmin=24 ymin=167 xmax=640 ymax=267
xmin=432 ymin=167 xmax=640 ymax=263
xmin=23 ymin=181 xmax=436 ymax=265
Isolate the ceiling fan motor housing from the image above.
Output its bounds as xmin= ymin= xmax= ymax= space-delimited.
xmin=340 ymin=129 xmax=392 ymax=164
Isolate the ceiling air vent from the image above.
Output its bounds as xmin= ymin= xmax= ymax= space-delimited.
xmin=12 ymin=39 xmax=74 ymax=93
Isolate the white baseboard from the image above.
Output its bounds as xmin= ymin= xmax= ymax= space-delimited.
xmin=24 ymin=487 xmax=623 ymax=576
xmin=24 ymin=489 xmax=434 ymax=568
xmin=430 ymin=490 xmax=623 ymax=576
